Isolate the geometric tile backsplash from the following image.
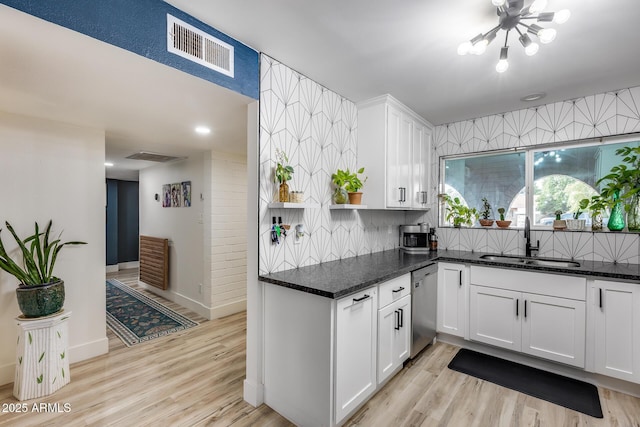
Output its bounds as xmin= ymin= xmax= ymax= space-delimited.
xmin=259 ymin=55 xmax=404 ymax=274
xmin=259 ymin=54 xmax=640 ymax=272
xmin=431 ymin=86 xmax=640 ymax=265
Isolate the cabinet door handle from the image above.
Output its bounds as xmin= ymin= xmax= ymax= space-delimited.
xmin=524 ymin=300 xmax=527 ymax=318
xmin=516 ymin=298 xmax=519 ymax=317
xmin=459 ymin=271 xmax=462 ymax=287
xmin=420 ymin=191 xmax=427 ymax=204
xmin=399 ymin=308 xmax=404 ymax=328
xmin=352 ymin=294 xmax=370 ymax=303
xmin=395 ymin=310 xmax=400 ymax=330
xmin=392 ymin=286 xmax=405 ymax=293
xmin=599 ymin=288 xmax=603 ymax=309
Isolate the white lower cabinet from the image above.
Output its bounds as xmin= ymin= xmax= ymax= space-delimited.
xmin=592 ymin=280 xmax=640 ymax=383
xmin=469 ymin=266 xmax=587 ymax=368
xmin=378 ymin=294 xmax=411 ymax=384
xmin=335 ymin=288 xmax=378 ymax=423
xmin=437 ymin=263 xmax=467 ymax=338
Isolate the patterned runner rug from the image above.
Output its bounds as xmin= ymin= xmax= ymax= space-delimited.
xmin=106 ymin=279 xmax=198 ymax=347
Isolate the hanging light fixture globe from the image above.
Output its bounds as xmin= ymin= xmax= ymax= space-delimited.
xmin=458 ymin=0 xmax=570 ymax=72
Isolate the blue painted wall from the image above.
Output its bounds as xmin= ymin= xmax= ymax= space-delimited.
xmin=106 ymin=179 xmax=139 ymax=265
xmin=1 ymin=0 xmax=259 ymax=99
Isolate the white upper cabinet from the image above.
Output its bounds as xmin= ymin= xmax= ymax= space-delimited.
xmin=357 ymin=94 xmax=432 ymax=210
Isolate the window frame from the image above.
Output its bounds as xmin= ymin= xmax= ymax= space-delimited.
xmin=439 ymin=134 xmax=640 ymax=230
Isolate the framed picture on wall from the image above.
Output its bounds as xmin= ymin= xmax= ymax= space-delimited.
xmin=162 ymin=184 xmax=171 ymax=207
xmin=171 ymin=183 xmax=181 ymax=207
xmin=182 ymin=181 xmax=191 ymax=207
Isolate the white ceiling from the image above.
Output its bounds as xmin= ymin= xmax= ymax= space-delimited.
xmin=3 ymin=1 xmax=640 ymax=180
xmin=0 ymin=5 xmax=252 ymax=180
xmin=167 ymin=0 xmax=640 ymax=125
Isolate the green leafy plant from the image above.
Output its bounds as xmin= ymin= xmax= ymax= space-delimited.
xmin=443 ymin=195 xmax=478 ymax=227
xmin=479 ymin=197 xmax=492 ymax=220
xmin=597 ymin=145 xmax=640 ymax=212
xmin=274 ymin=149 xmax=294 ymax=183
xmin=0 ymin=220 xmax=86 ymax=287
xmin=573 ymin=198 xmax=590 ymax=219
xmin=586 ymin=195 xmax=608 ymax=217
xmin=554 ymin=210 xmax=563 ymax=220
xmin=497 ymin=207 xmax=507 ymax=221
xmin=332 ymin=167 xmax=368 ymax=193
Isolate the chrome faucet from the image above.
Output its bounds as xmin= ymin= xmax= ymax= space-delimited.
xmin=524 ymin=217 xmax=539 ymax=257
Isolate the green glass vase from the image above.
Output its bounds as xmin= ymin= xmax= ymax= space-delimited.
xmin=628 ymin=194 xmax=640 ymax=232
xmin=607 ymin=190 xmax=625 ymax=231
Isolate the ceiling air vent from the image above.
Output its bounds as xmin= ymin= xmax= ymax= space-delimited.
xmin=167 ymin=14 xmax=234 ymax=78
xmin=126 ymin=152 xmax=185 ymax=163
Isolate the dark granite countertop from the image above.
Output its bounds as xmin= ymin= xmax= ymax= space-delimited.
xmin=258 ymin=249 xmax=640 ymax=299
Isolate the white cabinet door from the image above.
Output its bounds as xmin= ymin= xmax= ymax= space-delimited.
xmin=469 ymin=285 xmax=521 ymax=352
xmin=437 ymin=263 xmax=467 ymax=338
xmin=335 ymin=287 xmax=378 ymax=423
xmin=386 ymin=105 xmax=412 ymax=208
xmin=377 ymin=294 xmax=411 ymax=384
xmin=522 ymin=293 xmax=586 ymax=368
xmin=593 ymin=280 xmax=640 ymax=383
xmin=411 ymin=123 xmax=430 ymax=208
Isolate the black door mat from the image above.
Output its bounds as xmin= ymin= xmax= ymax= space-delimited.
xmin=448 ymin=348 xmax=603 ymax=418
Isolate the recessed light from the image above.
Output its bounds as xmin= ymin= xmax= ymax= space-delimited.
xmin=195 ymin=126 xmax=211 ymax=135
xmin=105 ymin=162 xmax=114 ymax=167
xmin=520 ymin=92 xmax=546 ymax=102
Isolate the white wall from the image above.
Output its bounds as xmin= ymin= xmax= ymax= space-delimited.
xmin=0 ymin=111 xmax=108 ymax=386
xmin=139 ymin=157 xmax=208 ymax=317
xmin=210 ymin=151 xmax=247 ymax=318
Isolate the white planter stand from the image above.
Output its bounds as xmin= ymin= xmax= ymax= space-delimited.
xmin=14 ymin=311 xmax=72 ymax=401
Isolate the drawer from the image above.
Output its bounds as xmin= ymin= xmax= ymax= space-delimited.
xmin=379 ymin=274 xmax=411 ymax=308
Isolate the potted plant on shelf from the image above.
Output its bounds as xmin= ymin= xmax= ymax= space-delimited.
xmin=553 ymin=210 xmax=566 ymax=230
xmin=478 ymin=197 xmax=494 ymax=227
xmin=495 ymin=207 xmax=511 ymax=228
xmin=443 ymin=195 xmax=478 ymax=228
xmin=586 ymin=195 xmax=607 ymax=231
xmin=597 ymin=145 xmax=640 ymax=232
xmin=0 ymin=220 xmax=86 ymax=318
xmin=332 ymin=167 xmax=368 ymax=205
xmin=275 ymin=148 xmax=294 ymax=203
xmin=565 ymin=199 xmax=589 ymax=231
xmin=330 ymin=169 xmax=350 ymax=204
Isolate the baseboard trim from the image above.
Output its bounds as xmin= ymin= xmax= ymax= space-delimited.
xmin=243 ymin=378 xmax=264 ymax=407
xmin=69 ymin=337 xmax=109 ymax=364
xmin=137 ymin=282 xmax=211 ymax=320
xmin=106 ymin=261 xmax=139 ymax=273
xmin=106 ymin=265 xmax=119 ymax=273
xmin=0 ymin=363 xmax=14 ymax=387
xmin=210 ymin=299 xmax=246 ymax=320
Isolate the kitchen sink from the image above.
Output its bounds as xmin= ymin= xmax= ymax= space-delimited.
xmin=479 ymin=254 xmax=580 ymax=268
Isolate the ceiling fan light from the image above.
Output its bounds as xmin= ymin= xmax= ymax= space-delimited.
xmin=530 ymin=0 xmax=548 ymax=14
xmin=538 ymin=28 xmax=556 ymax=44
xmin=457 ymin=41 xmax=472 ymax=55
xmin=554 ymin=9 xmax=571 ymax=24
xmin=537 ymin=12 xmax=554 ymax=22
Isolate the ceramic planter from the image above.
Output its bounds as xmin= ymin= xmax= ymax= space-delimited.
xmin=479 ymin=219 xmax=494 ymax=227
xmin=16 ymin=280 xmax=65 ymax=318
xmin=553 ymin=219 xmax=567 ymax=230
xmin=496 ymin=220 xmax=511 ymax=228
xmin=565 ymin=219 xmax=585 ymax=231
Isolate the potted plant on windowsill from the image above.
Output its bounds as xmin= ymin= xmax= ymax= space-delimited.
xmin=586 ymin=195 xmax=607 ymax=231
xmin=0 ymin=220 xmax=86 ymax=318
xmin=495 ymin=207 xmax=511 ymax=228
xmin=443 ymin=195 xmax=478 ymax=228
xmin=597 ymin=145 xmax=640 ymax=232
xmin=565 ymin=199 xmax=589 ymax=231
xmin=478 ymin=197 xmax=494 ymax=227
xmin=553 ymin=210 xmax=566 ymax=230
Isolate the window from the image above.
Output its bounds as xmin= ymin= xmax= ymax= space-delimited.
xmin=441 ymin=138 xmax=640 ymax=228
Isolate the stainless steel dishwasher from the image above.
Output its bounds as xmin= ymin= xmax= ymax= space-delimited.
xmin=410 ymin=263 xmax=438 ymax=358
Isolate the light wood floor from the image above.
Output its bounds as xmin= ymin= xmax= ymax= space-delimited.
xmin=1 ymin=269 xmax=639 ymax=426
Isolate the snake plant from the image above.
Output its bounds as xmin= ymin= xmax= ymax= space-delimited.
xmin=0 ymin=220 xmax=86 ymax=287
